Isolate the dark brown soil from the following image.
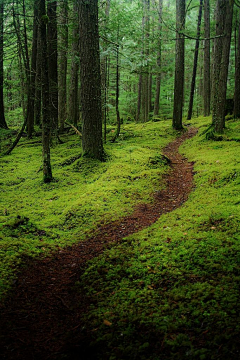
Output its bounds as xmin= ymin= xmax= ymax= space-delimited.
xmin=0 ymin=127 xmax=198 ymax=360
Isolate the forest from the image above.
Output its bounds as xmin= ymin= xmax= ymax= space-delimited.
xmin=0 ymin=0 xmax=240 ymax=359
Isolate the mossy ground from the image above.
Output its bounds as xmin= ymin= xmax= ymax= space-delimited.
xmin=0 ymin=117 xmax=239 ymax=360
xmin=78 ymin=117 xmax=240 ymax=360
xmin=0 ymin=121 xmax=175 ymax=298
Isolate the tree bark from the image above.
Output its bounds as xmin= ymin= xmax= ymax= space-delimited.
xmin=12 ymin=1 xmax=27 ymax=117
xmin=187 ymin=0 xmax=203 ymax=120
xmin=234 ymin=11 xmax=240 ymax=118
xmin=79 ymin=0 xmax=104 ymax=160
xmin=101 ymin=0 xmax=110 ymax=143
xmin=141 ymin=0 xmax=150 ymax=122
xmin=212 ymin=0 xmax=233 ymax=133
xmin=136 ymin=73 xmax=142 ymax=122
xmin=111 ymin=43 xmax=121 ymax=142
xmin=0 ymin=0 xmax=8 ymax=129
xmin=203 ymin=0 xmax=210 ymax=116
xmin=68 ymin=0 xmax=79 ymax=127
xmin=47 ymin=0 xmax=58 ymax=131
xmin=172 ymin=0 xmax=185 ymax=130
xmin=34 ymin=25 xmax=42 ymax=126
xmin=40 ymin=0 xmax=53 ymax=182
xmin=153 ymin=0 xmax=163 ymax=117
xmin=58 ymin=0 xmax=68 ymax=132
xmin=27 ymin=0 xmax=38 ymax=137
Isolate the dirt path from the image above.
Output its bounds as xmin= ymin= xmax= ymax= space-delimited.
xmin=0 ymin=127 xmax=198 ymax=360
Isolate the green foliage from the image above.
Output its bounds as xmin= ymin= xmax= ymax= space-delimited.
xmin=0 ymin=121 xmax=174 ymax=299
xmin=79 ymin=116 xmax=240 ymax=360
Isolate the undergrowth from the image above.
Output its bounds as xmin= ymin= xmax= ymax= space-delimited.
xmin=78 ymin=116 xmax=240 ymax=360
xmin=1 ymin=116 xmax=240 ymax=359
xmin=0 ymin=121 xmax=175 ymax=298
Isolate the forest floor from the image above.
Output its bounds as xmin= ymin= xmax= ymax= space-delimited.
xmin=0 ymin=128 xmax=198 ymax=360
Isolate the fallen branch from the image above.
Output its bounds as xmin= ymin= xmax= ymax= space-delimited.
xmin=65 ymin=122 xmax=82 ymax=137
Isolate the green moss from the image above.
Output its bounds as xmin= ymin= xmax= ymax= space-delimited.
xmin=79 ymin=116 xmax=240 ymax=359
xmin=0 ymin=121 xmax=174 ymax=298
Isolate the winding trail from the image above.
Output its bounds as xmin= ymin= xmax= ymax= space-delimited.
xmin=0 ymin=127 xmax=198 ymax=360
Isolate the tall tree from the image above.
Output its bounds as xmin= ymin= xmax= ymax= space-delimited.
xmin=187 ymin=0 xmax=203 ymax=120
xmin=234 ymin=10 xmax=240 ymax=118
xmin=58 ymin=0 xmax=68 ymax=132
xmin=79 ymin=0 xmax=104 ymax=160
xmin=212 ymin=0 xmax=233 ymax=133
xmin=141 ymin=0 xmax=150 ymax=122
xmin=136 ymin=71 xmax=142 ymax=122
xmin=40 ymin=0 xmax=53 ymax=182
xmin=203 ymin=0 xmax=210 ymax=116
xmin=34 ymin=24 xmax=42 ymax=126
xmin=172 ymin=0 xmax=185 ymax=130
xmin=111 ymin=41 xmax=121 ymax=142
xmin=47 ymin=0 xmax=58 ymax=131
xmin=0 ymin=0 xmax=8 ymax=129
xmin=68 ymin=0 xmax=79 ymax=127
xmin=153 ymin=0 xmax=163 ymax=116
xmin=27 ymin=0 xmax=39 ymax=137
xmin=100 ymin=0 xmax=110 ymax=142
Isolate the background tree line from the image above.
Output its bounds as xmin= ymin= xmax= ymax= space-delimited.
xmin=0 ymin=0 xmax=240 ymax=181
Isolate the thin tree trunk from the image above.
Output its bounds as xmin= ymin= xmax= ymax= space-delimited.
xmin=68 ymin=1 xmax=79 ymax=127
xmin=149 ymin=71 xmax=152 ymax=112
xmin=153 ymin=0 xmax=163 ymax=117
xmin=172 ymin=0 xmax=185 ymax=130
xmin=187 ymin=0 xmax=203 ymax=120
xmin=142 ymin=0 xmax=150 ymax=122
xmin=19 ymin=0 xmax=31 ymax=120
xmin=47 ymin=0 xmax=58 ymax=131
xmin=4 ymin=0 xmax=36 ymax=153
xmin=136 ymin=73 xmax=142 ymax=122
xmin=211 ymin=0 xmax=224 ymax=123
xmin=40 ymin=0 xmax=53 ymax=182
xmin=58 ymin=0 xmax=68 ymax=132
xmin=203 ymin=0 xmax=210 ymax=116
xmin=12 ymin=2 xmax=26 ymax=117
xmin=34 ymin=27 xmax=42 ymax=126
xmin=103 ymin=56 xmax=108 ymax=143
xmin=0 ymin=0 xmax=8 ymax=129
xmin=27 ymin=0 xmax=38 ymax=137
xmin=101 ymin=0 xmax=110 ymax=143
xmin=234 ymin=11 xmax=240 ymax=118
xmin=111 ymin=43 xmax=121 ymax=142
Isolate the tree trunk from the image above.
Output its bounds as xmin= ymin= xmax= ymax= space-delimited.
xmin=149 ymin=72 xmax=152 ymax=112
xmin=12 ymin=1 xmax=26 ymax=117
xmin=101 ymin=0 xmax=110 ymax=143
xmin=212 ymin=0 xmax=233 ymax=133
xmin=27 ymin=0 xmax=38 ymax=137
xmin=203 ymin=0 xmax=210 ymax=116
xmin=47 ymin=0 xmax=58 ymax=131
xmin=79 ymin=0 xmax=104 ymax=160
xmin=172 ymin=0 xmax=185 ymax=130
xmin=0 ymin=0 xmax=8 ymax=129
xmin=34 ymin=26 xmax=42 ymax=127
xmin=153 ymin=0 xmax=163 ymax=117
xmin=141 ymin=0 xmax=150 ymax=122
xmin=136 ymin=73 xmax=142 ymax=122
xmin=40 ymin=0 xmax=53 ymax=182
xmin=187 ymin=0 xmax=203 ymax=120
xmin=111 ymin=43 xmax=121 ymax=142
xmin=211 ymin=0 xmax=224 ymax=122
xmin=68 ymin=0 xmax=79 ymax=127
xmin=58 ymin=0 xmax=68 ymax=132
xmin=234 ymin=11 xmax=240 ymax=118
